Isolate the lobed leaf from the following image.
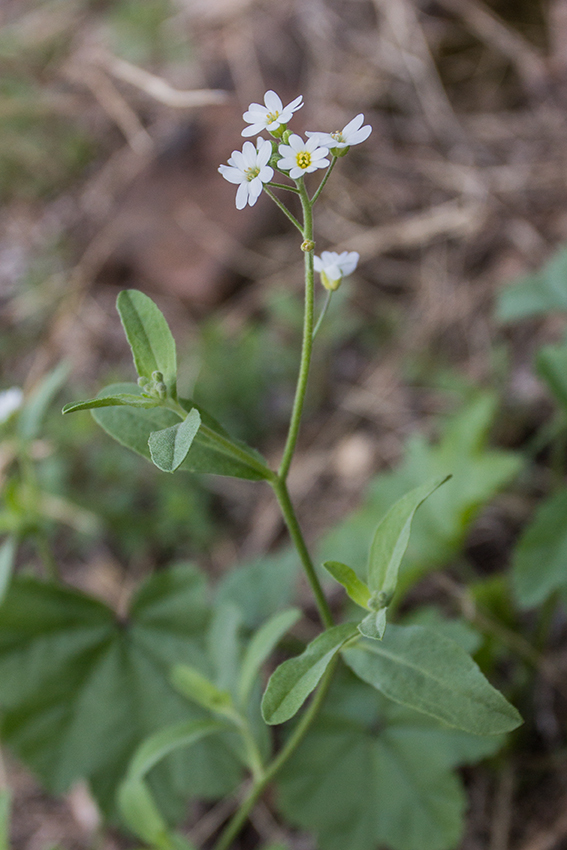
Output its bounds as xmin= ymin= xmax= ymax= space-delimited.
xmin=261 ymin=623 xmax=357 ymax=725
xmin=117 ymin=289 xmax=177 ymax=397
xmin=343 ymin=625 xmax=522 ymax=736
xmin=148 ymin=408 xmax=201 ymax=472
xmin=277 ymin=670 xmax=503 ymax=850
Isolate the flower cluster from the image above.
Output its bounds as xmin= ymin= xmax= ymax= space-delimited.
xmin=218 ymin=90 xmax=372 ymax=209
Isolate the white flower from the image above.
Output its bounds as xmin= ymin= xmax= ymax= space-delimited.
xmin=242 ymin=90 xmax=303 ymax=137
xmin=218 ymin=138 xmax=274 ymax=210
xmin=277 ymin=135 xmax=330 ymax=180
xmin=0 ymin=387 xmax=23 ymax=424
xmin=306 ymin=114 xmax=372 ymax=150
xmin=314 ymin=251 xmax=359 ymax=291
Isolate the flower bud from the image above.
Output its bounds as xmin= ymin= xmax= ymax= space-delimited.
xmin=320 ymin=271 xmax=341 ymax=291
xmin=301 ymin=239 xmax=315 ymax=252
xmin=151 ymin=371 xmax=164 ymax=383
xmin=156 ymin=382 xmax=167 ymax=400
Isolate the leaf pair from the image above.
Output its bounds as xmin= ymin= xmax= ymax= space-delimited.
xmin=324 ymin=476 xmax=449 ymax=640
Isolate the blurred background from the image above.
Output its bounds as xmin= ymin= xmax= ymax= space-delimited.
xmin=1 ymin=0 xmax=567 ymax=847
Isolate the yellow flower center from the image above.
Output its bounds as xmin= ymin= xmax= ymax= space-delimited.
xmin=266 ymin=110 xmax=280 ymax=124
xmin=245 ymin=166 xmax=260 ymax=182
xmin=297 ymin=151 xmax=312 ymax=169
xmin=331 ymin=131 xmax=345 ymax=143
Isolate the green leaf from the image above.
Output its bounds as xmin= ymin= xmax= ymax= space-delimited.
xmin=118 ymin=777 xmax=169 ymax=845
xmin=0 ymin=565 xmax=242 ymax=820
xmin=261 ymin=623 xmax=358 ymax=725
xmin=496 ymin=245 xmax=567 ymax=322
xmin=512 ymin=489 xmax=567 ymax=608
xmin=367 ymin=477 xmax=450 ymax=598
xmin=18 ymin=362 xmax=69 ymax=440
xmin=0 ymin=789 xmax=10 ymax=850
xmin=343 ymin=624 xmax=522 ymax=736
xmin=149 ymin=409 xmax=201 ymax=472
xmin=206 ymin=602 xmax=242 ymax=695
xmin=216 ymin=550 xmax=298 ymax=629
xmin=63 ymin=393 xmax=161 ymax=414
xmin=119 ymin=718 xmax=225 ymax=844
xmin=322 ymin=561 xmax=370 ymax=609
xmin=117 ymin=290 xmax=177 ymax=398
xmin=319 ymin=394 xmax=521 ymax=592
xmin=171 ymin=665 xmax=234 ymax=716
xmin=127 ymin=719 xmax=226 ymax=781
xmin=277 ymin=669 xmax=502 ymax=850
xmin=0 ymin=536 xmax=16 ymax=604
xmin=358 ymin=609 xmax=388 ymax=641
xmin=238 ymin=608 xmax=301 ymax=708
xmin=92 ymin=384 xmax=269 ymax=481
xmin=537 ymin=340 xmax=567 ymax=411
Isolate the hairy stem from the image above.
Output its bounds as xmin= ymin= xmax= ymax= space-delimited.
xmin=311 ymin=156 xmax=337 ymax=205
xmin=278 ymin=179 xmax=315 ymax=481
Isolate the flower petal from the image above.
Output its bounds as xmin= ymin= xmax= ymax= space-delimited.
xmin=259 ymin=165 xmax=274 ymax=183
xmin=257 ymin=139 xmax=273 ymax=167
xmin=235 ymin=182 xmax=249 ymax=210
xmin=219 ymin=165 xmax=245 ymax=184
xmin=242 ymin=123 xmax=265 ymax=137
xmin=288 ymin=134 xmax=305 ymax=151
xmin=287 ymin=94 xmax=303 ymax=112
xmin=264 ymin=90 xmax=283 ymax=112
xmin=347 ymin=125 xmax=372 ymax=145
xmin=342 ymin=114 xmax=365 ymax=136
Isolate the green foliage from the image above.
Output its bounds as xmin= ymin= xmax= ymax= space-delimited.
xmin=512 ymin=489 xmax=567 ymax=608
xmin=496 ymin=245 xmax=567 ymax=321
xmin=276 ymin=670 xmax=502 ymax=850
xmin=215 ymin=550 xmax=299 ymax=629
xmin=92 ymin=384 xmax=269 ymax=480
xmin=237 ymin=609 xmax=301 ymax=708
xmin=0 ymin=537 xmax=16 ymax=604
xmin=261 ymin=623 xmax=358 ymax=725
xmin=149 ymin=409 xmax=201 ymax=472
xmin=117 ymin=290 xmax=178 ymax=400
xmin=343 ymin=625 xmax=521 ymax=735
xmin=320 ymin=394 xmax=522 ymax=590
xmin=0 ymin=565 xmax=242 ymax=818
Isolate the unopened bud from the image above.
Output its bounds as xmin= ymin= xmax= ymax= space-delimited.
xmin=137 ymin=377 xmax=151 ymax=390
xmin=301 ymin=239 xmax=315 ymax=253
xmin=151 ymin=371 xmax=164 ymax=383
xmin=368 ymin=590 xmax=394 ymax=612
xmin=156 ymin=382 xmax=167 ymax=400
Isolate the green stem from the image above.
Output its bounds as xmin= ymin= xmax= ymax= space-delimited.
xmin=263 ymin=187 xmax=304 ymax=233
xmin=268 ymin=181 xmax=300 ymax=194
xmin=278 ymin=179 xmax=314 ymax=481
xmin=311 ymin=156 xmax=337 ymax=205
xmin=272 ymin=478 xmax=333 ymax=629
xmin=312 ymin=290 xmax=333 ymax=340
xmin=212 ymin=658 xmax=337 ymax=850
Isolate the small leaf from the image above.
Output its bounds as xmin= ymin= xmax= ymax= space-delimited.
xmin=63 ymin=394 xmax=160 ymax=414
xmin=238 ymin=608 xmax=301 ymax=708
xmin=496 ymin=245 xmax=567 ymax=322
xmin=127 ymin=719 xmax=226 ymax=781
xmin=323 ymin=561 xmax=370 ymax=609
xmin=358 ymin=609 xmax=387 ymax=641
xmin=0 ymin=536 xmax=16 ymax=604
xmin=117 ymin=290 xmax=177 ymax=397
xmin=148 ymin=409 xmax=201 ymax=472
xmin=367 ymin=476 xmax=450 ymax=597
xmin=261 ymin=623 xmax=358 ymax=725
xmin=343 ymin=624 xmax=522 ymax=736
xmin=118 ymin=776 xmax=169 ymax=844
xmin=171 ymin=664 xmax=234 ymax=716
